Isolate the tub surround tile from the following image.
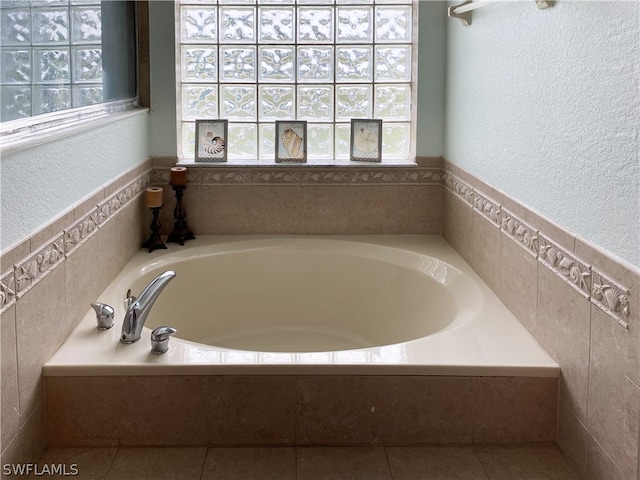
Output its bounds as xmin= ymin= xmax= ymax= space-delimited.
xmin=105 ymin=447 xmax=207 ymax=480
xmin=250 ymin=185 xmax=303 ymax=233
xmin=500 ymin=209 xmax=539 ymax=258
xmin=386 ymin=446 xmax=489 ymax=480
xmin=296 ymin=447 xmax=392 ymax=480
xmin=201 ymin=185 xmax=253 ymax=234
xmin=575 ymin=237 xmax=640 ymax=293
xmin=13 ymin=235 xmax=65 ymax=300
xmin=1 ymin=240 xmax=30 ymax=274
xmin=201 ymin=447 xmax=296 ymax=480
xmin=382 ymin=376 xmax=473 ymax=445
xmin=1 ymin=305 xmax=20 ymax=451
xmin=1 ymin=432 xmax=25 ymax=478
xmin=201 ymin=168 xmax=252 ymax=185
xmin=526 ymin=208 xmax=577 ymax=255
xmin=557 ymin=398 xmax=589 ymax=479
xmin=64 ymin=235 xmax=102 ymax=334
xmin=63 ymin=208 xmax=100 ymax=257
xmin=628 ymin=284 xmax=640 ymax=386
xmin=415 ymin=156 xmax=444 ymax=168
xmin=299 ymin=186 xmax=353 ymax=233
xmin=443 ymin=189 xmax=474 ymax=265
xmin=623 ymin=380 xmax=640 ymax=480
xmin=469 ymin=213 xmax=501 ymax=295
xmin=472 ymin=377 xmax=557 ymax=444
xmin=28 ymin=210 xmax=75 ymax=260
xmin=591 ymin=268 xmax=632 ymax=329
xmin=0 ymin=269 xmax=16 ymax=314
xmin=489 ymin=186 xmax=529 ymax=223
xmin=473 ymin=190 xmax=501 ymax=228
xmin=538 ymin=234 xmax=591 ymax=299
xmin=19 ymin=401 xmax=45 ymax=466
xmin=587 ymin=435 xmax=625 ymax=480
xmin=27 ymin=447 xmax=118 ymax=480
xmin=475 ymin=445 xmax=580 ymax=480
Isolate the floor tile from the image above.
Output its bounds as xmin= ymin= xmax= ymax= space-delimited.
xmin=26 ymin=448 xmax=117 ymax=480
xmin=297 ymin=446 xmax=392 ymax=480
xmin=105 ymin=447 xmax=207 ymax=480
xmin=200 ymin=447 xmax=296 ymax=480
xmin=475 ymin=445 xmax=580 ymax=480
xmin=386 ymin=446 xmax=489 ymax=480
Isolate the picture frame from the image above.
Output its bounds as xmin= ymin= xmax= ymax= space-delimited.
xmin=350 ymin=119 xmax=383 ymax=163
xmin=195 ymin=119 xmax=228 ymax=162
xmin=275 ymin=121 xmax=307 ymax=163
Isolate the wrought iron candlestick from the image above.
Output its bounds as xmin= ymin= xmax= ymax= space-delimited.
xmin=142 ymin=206 xmax=167 ymax=253
xmin=167 ymin=167 xmax=195 ymax=245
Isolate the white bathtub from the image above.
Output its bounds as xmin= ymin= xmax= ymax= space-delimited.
xmin=45 ymin=235 xmax=559 ymax=377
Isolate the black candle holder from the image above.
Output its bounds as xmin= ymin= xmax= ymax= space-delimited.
xmin=142 ymin=206 xmax=167 ymax=253
xmin=167 ymin=184 xmax=195 ymax=245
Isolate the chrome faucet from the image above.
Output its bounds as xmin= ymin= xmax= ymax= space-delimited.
xmin=120 ymin=270 xmax=176 ymax=344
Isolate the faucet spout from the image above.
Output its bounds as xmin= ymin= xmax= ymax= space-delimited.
xmin=120 ymin=270 xmax=176 ymax=344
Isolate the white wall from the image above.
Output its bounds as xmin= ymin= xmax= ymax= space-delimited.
xmin=445 ymin=1 xmax=639 ymax=267
xmin=0 ymin=110 xmax=150 ymax=251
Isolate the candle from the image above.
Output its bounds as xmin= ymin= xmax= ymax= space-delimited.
xmin=170 ymin=166 xmax=188 ymax=186
xmin=145 ymin=187 xmax=163 ymax=208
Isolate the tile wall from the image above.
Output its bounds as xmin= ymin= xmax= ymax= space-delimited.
xmin=0 ymin=161 xmax=151 ymax=468
xmin=442 ymin=160 xmax=640 ymax=480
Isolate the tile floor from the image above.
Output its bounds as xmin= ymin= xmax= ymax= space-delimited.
xmin=21 ymin=444 xmax=580 ymax=480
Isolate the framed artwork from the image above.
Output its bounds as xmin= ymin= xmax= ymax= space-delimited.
xmin=195 ymin=119 xmax=228 ymax=162
xmin=275 ymin=121 xmax=307 ymax=163
xmin=350 ymin=119 xmax=382 ymax=162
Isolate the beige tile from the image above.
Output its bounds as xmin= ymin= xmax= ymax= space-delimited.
xmin=587 ymin=435 xmax=624 ymax=480
xmin=120 ymin=376 xmax=208 ymax=446
xmin=20 ymin=401 xmax=45 ymax=463
xmin=499 ymin=235 xmax=538 ymax=335
xmin=627 ymin=284 xmax=640 ymax=386
xmin=623 ymin=380 xmax=640 ymax=480
xmin=575 ymin=237 xmax=640 ymax=291
xmin=150 ymin=157 xmax=180 ymax=169
xmin=29 ymin=210 xmax=75 ymax=256
xmin=296 ymin=447 xmax=391 ymax=480
xmin=415 ymin=156 xmax=443 ymax=168
xmin=201 ymin=185 xmax=253 ymax=234
xmin=469 ymin=213 xmax=501 ymax=295
xmin=475 ymin=445 xmax=579 ymax=480
xmin=15 ymin=265 xmax=67 ymax=422
xmin=490 ymin=186 xmax=528 ymax=221
xmin=64 ymin=235 xmax=102 ymax=333
xmin=1 ymin=433 xmax=25 ymax=480
xmin=250 ymin=186 xmax=303 ymax=233
xmin=383 ymin=376 xmax=473 ymax=445
xmin=45 ymin=377 xmax=120 ymax=447
xmin=557 ymin=398 xmax=588 ymax=479
xmin=105 ymin=447 xmax=207 ymax=480
xmin=201 ymin=447 xmax=296 ymax=480
xmin=74 ymin=190 xmax=105 ymax=223
xmin=536 ymin=264 xmax=591 ymax=423
xmin=442 ymin=189 xmax=474 ymax=263
xmin=386 ymin=446 xmax=488 ymax=480
xmin=297 ymin=376 xmax=384 ymax=445
xmin=1 ymin=305 xmax=20 ymax=451
xmin=1 ymin=239 xmax=30 ymax=272
xmin=588 ymin=305 xmax=632 ymax=473
xmin=208 ymin=376 xmax=296 ymax=445
xmin=27 ymin=447 xmax=117 ymax=480
xmin=299 ymin=186 xmax=353 ymax=234
xmin=473 ymin=377 xmax=557 ymax=443
xmin=526 ymin=207 xmax=577 ymax=253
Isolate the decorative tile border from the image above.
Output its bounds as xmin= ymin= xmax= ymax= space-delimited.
xmin=202 ymin=169 xmax=251 ymax=185
xmin=442 ymin=170 xmax=634 ymax=329
xmin=64 ymin=209 xmax=99 ymax=257
xmin=1 ymin=269 xmax=16 ymax=314
xmin=14 ymin=235 xmax=65 ymax=299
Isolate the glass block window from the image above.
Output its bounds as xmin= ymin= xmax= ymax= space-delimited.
xmin=177 ymin=0 xmax=416 ymax=161
xmin=1 ymin=0 xmax=136 ymax=123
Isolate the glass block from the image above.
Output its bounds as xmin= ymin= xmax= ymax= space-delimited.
xmin=336 ymin=46 xmax=372 ymax=82
xmin=181 ymin=122 xmax=196 ymax=158
xmin=31 ymin=0 xmax=68 ymax=6
xmin=259 ymin=0 xmax=294 ymax=4
xmin=335 ymin=85 xmax=372 ymax=121
xmin=71 ymin=0 xmax=101 ymax=5
xmin=182 ymin=84 xmax=218 ymax=120
xmin=71 ymin=6 xmax=101 ymax=44
xmin=337 ymin=0 xmax=372 ymax=4
xmin=72 ymin=84 xmax=102 ymax=106
xmin=179 ymin=0 xmax=216 ymax=4
xmin=220 ymin=46 xmax=256 ymax=82
xmin=1 ymin=85 xmax=31 ymax=121
xmin=297 ymin=85 xmax=333 ymax=121
xmin=297 ymin=46 xmax=333 ymax=83
xmin=180 ymin=6 xmax=216 ymax=43
xmin=382 ymin=122 xmax=410 ymax=158
xmin=258 ymin=7 xmax=294 ymax=43
xmin=32 ymin=8 xmax=69 ymax=44
xmin=297 ymin=0 xmax=334 ymax=4
xmin=219 ymin=0 xmax=255 ymax=4
xmin=220 ymin=7 xmax=255 ymax=43
xmin=375 ymin=0 xmax=412 ymax=4
xmin=375 ymin=45 xmax=410 ymax=82
xmin=33 ymin=48 xmax=69 ymax=83
xmin=71 ymin=47 xmax=101 ymax=83
xmin=1 ymin=49 xmax=31 ymax=83
xmin=1 ymin=8 xmax=31 ymax=45
xmin=334 ymin=123 xmax=351 ymax=159
xmin=374 ymin=84 xmax=410 ymax=120
xmin=307 ymin=123 xmax=333 ymax=160
xmin=181 ymin=46 xmax=217 ymax=82
xmin=259 ymin=123 xmax=275 ymax=159
xmin=32 ymin=85 xmax=70 ymax=113
xmin=228 ymin=123 xmax=258 ymax=160
xmin=259 ymin=85 xmax=294 ymax=120
xmin=336 ymin=7 xmax=372 ymax=43
xmin=298 ymin=7 xmax=333 ymax=43
xmin=375 ymin=5 xmax=411 ymax=43
xmin=221 ymin=85 xmax=256 ymax=120
xmin=258 ymin=46 xmax=294 ymax=82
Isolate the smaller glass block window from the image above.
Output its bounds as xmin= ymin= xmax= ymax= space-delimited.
xmin=176 ymin=0 xmax=415 ymax=161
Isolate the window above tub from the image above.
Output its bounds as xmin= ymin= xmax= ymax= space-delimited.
xmin=175 ymin=0 xmax=418 ymax=165
xmin=0 ymin=0 xmax=140 ymax=150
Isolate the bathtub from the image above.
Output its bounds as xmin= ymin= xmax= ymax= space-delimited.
xmin=44 ymin=235 xmax=559 ymax=377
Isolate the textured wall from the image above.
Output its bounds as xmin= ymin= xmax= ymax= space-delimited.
xmin=445 ymin=1 xmax=639 ymax=267
xmin=0 ymin=111 xmax=150 ymax=251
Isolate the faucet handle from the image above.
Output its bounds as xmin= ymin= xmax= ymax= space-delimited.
xmin=124 ymin=289 xmax=136 ymax=310
xmin=90 ymin=302 xmax=115 ymax=330
xmin=150 ymin=326 xmax=177 ymax=355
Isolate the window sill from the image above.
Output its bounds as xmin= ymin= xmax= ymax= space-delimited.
xmin=177 ymin=157 xmax=418 ymax=168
